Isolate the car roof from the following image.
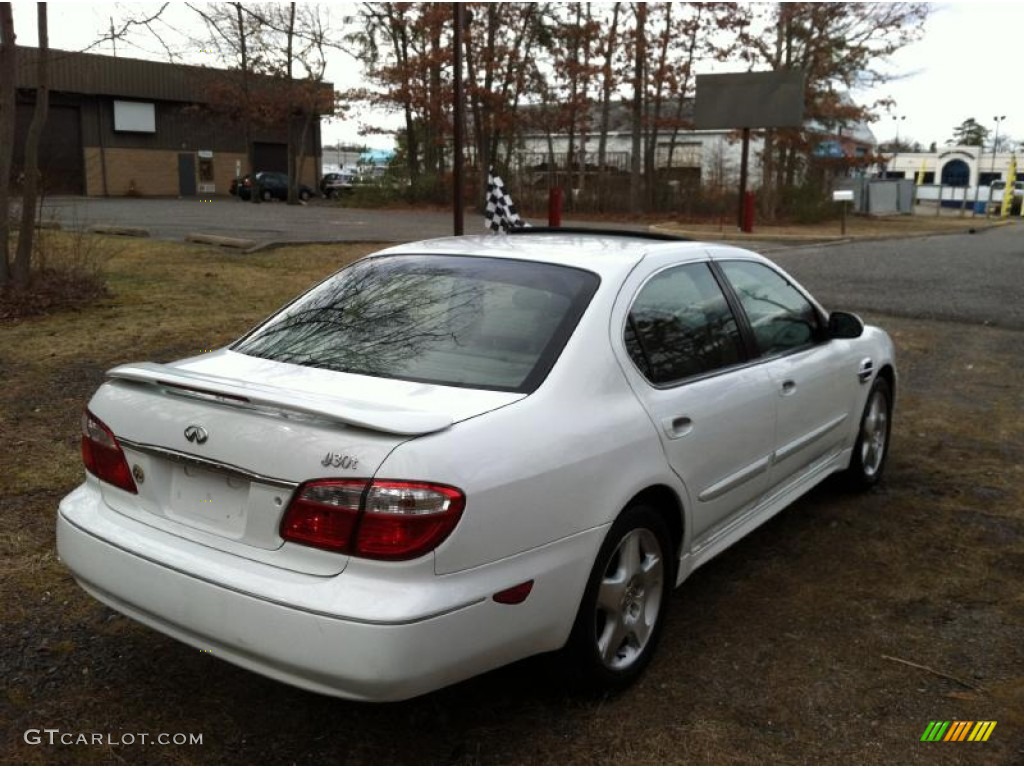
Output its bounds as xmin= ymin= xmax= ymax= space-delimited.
xmin=370 ymin=232 xmax=743 ymax=276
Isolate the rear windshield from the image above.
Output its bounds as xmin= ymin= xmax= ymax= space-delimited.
xmin=232 ymin=254 xmax=600 ymax=392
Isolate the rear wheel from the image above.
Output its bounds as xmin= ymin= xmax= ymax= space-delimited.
xmin=845 ymin=377 xmax=892 ymax=490
xmin=565 ymin=505 xmax=673 ymax=692
xmin=299 ymin=189 xmax=311 ymax=201
xmin=261 ymin=189 xmax=273 ymax=202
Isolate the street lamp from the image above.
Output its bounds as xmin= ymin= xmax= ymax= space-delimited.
xmin=892 ymin=114 xmax=909 ymax=179
xmin=992 ymin=115 xmax=1006 ymax=174
xmin=893 ymin=115 xmax=906 ymax=149
xmin=888 ymin=115 xmax=905 ymax=178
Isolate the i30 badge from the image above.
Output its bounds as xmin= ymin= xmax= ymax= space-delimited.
xmin=183 ymin=425 xmax=208 ymax=444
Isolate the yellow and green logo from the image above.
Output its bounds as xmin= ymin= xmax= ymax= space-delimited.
xmin=920 ymin=721 xmax=997 ymax=742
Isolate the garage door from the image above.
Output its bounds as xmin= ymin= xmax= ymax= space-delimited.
xmin=14 ymin=102 xmax=85 ymax=195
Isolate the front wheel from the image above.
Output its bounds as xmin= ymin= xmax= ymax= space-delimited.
xmin=261 ymin=189 xmax=273 ymax=202
xmin=844 ymin=377 xmax=892 ymax=490
xmin=299 ymin=189 xmax=311 ymax=201
xmin=565 ymin=505 xmax=673 ymax=692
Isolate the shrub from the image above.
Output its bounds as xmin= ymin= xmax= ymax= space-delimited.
xmin=0 ymin=224 xmax=116 ymax=320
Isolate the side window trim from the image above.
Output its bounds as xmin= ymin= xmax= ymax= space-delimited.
xmin=707 ymin=259 xmax=759 ymax=361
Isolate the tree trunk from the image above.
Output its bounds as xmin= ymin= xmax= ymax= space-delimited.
xmin=644 ymin=4 xmax=671 ymax=210
xmin=234 ymin=3 xmax=259 ymax=205
xmin=14 ymin=4 xmax=49 ymax=289
xmin=426 ymin=12 xmax=442 ymax=178
xmin=629 ymin=3 xmax=646 ymax=215
xmin=0 ymin=4 xmax=16 ymax=286
xmin=285 ymin=2 xmax=298 ymax=205
xmin=596 ymin=2 xmax=620 ymax=212
xmin=463 ymin=13 xmax=487 ymax=208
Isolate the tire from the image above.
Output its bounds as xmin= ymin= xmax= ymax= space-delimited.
xmin=261 ymin=189 xmax=273 ymax=202
xmin=299 ymin=189 xmax=311 ymax=201
xmin=844 ymin=377 xmax=892 ymax=490
xmin=564 ymin=505 xmax=674 ymax=693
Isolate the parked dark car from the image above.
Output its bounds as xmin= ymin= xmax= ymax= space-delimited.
xmin=232 ymin=172 xmax=314 ymax=202
xmin=320 ymin=172 xmax=357 ymax=199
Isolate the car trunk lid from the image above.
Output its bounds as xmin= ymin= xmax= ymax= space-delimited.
xmin=86 ymin=352 xmax=523 ymax=573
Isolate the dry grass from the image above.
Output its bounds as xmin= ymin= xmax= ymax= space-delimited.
xmin=1 ymin=236 xmax=1021 ymax=764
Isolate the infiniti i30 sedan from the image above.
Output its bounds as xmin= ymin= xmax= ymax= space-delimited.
xmin=57 ymin=230 xmax=895 ymax=701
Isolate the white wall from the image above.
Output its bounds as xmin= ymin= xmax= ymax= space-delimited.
xmin=514 ymin=130 xmax=765 ymax=185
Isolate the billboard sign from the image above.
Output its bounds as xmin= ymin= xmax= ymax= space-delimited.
xmin=694 ymin=70 xmax=805 ymax=130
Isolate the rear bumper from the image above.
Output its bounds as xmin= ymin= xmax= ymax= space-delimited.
xmin=57 ymin=483 xmax=602 ymax=701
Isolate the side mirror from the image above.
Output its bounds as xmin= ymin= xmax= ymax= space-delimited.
xmin=828 ymin=311 xmax=864 ymax=339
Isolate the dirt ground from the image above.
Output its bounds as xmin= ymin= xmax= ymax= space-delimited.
xmin=1 ymin=238 xmax=1021 ymax=764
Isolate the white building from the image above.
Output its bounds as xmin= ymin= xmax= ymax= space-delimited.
xmin=885 ymin=146 xmax=1018 ymax=187
xmin=511 ymin=99 xmax=877 ymax=188
xmin=883 ymin=146 xmax=1021 ymax=207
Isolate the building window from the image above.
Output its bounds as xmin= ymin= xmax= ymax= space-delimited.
xmin=655 ymin=142 xmax=701 ymax=169
xmin=940 ymin=159 xmax=970 ymax=187
xmin=978 ymin=172 xmax=1000 ymax=186
xmin=113 ymin=101 xmax=156 ymax=133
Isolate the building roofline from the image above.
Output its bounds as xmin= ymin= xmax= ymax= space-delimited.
xmin=14 ymin=45 xmax=333 ymax=112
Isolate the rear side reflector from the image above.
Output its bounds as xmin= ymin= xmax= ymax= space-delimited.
xmin=280 ymin=479 xmax=465 ymax=561
xmin=81 ymin=410 xmax=137 ymax=494
xmin=493 ymin=581 xmax=534 ymax=605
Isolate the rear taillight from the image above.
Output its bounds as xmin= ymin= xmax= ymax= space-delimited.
xmin=280 ymin=479 xmax=464 ymax=561
xmin=81 ymin=410 xmax=137 ymax=493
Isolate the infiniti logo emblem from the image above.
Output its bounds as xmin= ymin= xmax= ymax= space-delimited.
xmin=184 ymin=425 xmax=209 ymax=444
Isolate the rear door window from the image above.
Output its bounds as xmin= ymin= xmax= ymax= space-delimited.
xmin=625 ymin=262 xmax=745 ymax=384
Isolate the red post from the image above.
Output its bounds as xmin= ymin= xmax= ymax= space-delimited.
xmin=742 ymin=191 xmax=755 ymax=233
xmin=548 ymin=187 xmax=563 ymax=227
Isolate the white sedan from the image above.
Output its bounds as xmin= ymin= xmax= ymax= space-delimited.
xmin=57 ymin=230 xmax=895 ymax=701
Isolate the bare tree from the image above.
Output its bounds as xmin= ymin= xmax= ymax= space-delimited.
xmin=187 ymin=1 xmax=268 ymax=203
xmin=741 ymin=2 xmax=930 ymax=218
xmin=0 ymin=3 xmax=16 ymax=287
xmin=13 ymin=3 xmax=49 ymax=287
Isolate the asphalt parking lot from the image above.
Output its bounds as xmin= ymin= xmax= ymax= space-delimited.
xmin=38 ymin=195 xmax=656 ymax=245
xmin=38 ymin=195 xmax=1024 ymax=330
xmin=771 ymin=224 xmax=1024 ymax=330
xmin=40 ymin=195 xmax=461 ymax=244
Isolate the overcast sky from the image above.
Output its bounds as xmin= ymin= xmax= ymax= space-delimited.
xmin=9 ymin=1 xmax=1024 ymax=151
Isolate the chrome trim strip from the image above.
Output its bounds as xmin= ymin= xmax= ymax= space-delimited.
xmin=118 ymin=438 xmax=299 ymax=489
xmin=698 ymin=455 xmax=771 ymax=502
xmin=773 ymin=413 xmax=848 ymax=464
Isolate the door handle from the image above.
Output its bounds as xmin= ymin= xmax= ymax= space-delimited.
xmin=661 ymin=415 xmax=693 ymax=439
xmin=858 ymin=357 xmax=874 ymax=384
xmin=780 ymin=379 xmax=797 ymax=396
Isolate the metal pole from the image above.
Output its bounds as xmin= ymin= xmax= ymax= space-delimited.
xmin=892 ymin=115 xmax=904 ymax=178
xmin=988 ymin=116 xmax=1005 ymax=219
xmin=737 ymin=127 xmax=750 ymax=230
xmin=452 ymin=3 xmax=465 ymax=235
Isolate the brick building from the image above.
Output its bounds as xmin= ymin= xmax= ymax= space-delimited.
xmin=12 ymin=46 xmax=330 ymax=197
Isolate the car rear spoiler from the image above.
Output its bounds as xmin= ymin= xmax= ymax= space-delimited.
xmin=106 ymin=362 xmax=453 ymax=436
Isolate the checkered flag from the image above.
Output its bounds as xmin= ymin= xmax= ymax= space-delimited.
xmin=484 ymin=168 xmax=529 ymax=233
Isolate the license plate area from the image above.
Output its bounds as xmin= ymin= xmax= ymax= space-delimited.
xmin=167 ymin=463 xmax=249 ymax=538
